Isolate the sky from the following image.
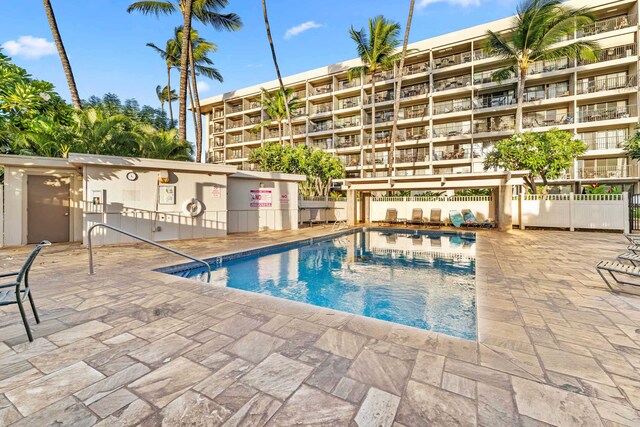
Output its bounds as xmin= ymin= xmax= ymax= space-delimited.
xmin=0 ymin=0 xmax=518 ymax=141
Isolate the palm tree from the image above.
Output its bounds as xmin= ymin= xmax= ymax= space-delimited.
xmin=348 ymin=16 xmax=401 ymax=174
xmin=42 ymin=0 xmax=82 ymax=109
xmin=127 ymin=0 xmax=242 ymax=160
xmin=148 ymin=42 xmax=180 ymax=123
xmin=261 ymin=0 xmax=293 ymax=145
xmin=253 ymin=88 xmax=304 ymax=145
xmin=389 ymin=0 xmax=415 ymax=177
xmin=137 ymin=125 xmax=193 ymax=160
xmin=155 ymin=85 xmax=177 ymax=115
xmin=72 ymin=108 xmax=140 ymax=156
xmin=485 ymin=0 xmax=599 ymax=133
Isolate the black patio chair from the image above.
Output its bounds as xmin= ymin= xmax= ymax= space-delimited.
xmin=0 ymin=241 xmax=50 ymax=342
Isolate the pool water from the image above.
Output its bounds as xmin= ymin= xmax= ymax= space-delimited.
xmin=168 ymin=229 xmax=477 ymax=340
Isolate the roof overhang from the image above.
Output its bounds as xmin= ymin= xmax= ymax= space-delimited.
xmin=230 ymin=170 xmax=306 ymax=183
xmin=341 ymin=171 xmax=528 ymax=191
xmin=0 ymin=155 xmax=77 ymax=170
xmin=67 ymin=153 xmax=238 ymax=175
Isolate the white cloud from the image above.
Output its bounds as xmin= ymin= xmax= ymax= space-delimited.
xmin=2 ymin=35 xmax=56 ymax=59
xmin=197 ymin=81 xmax=211 ymax=92
xmin=417 ymin=0 xmax=482 ymax=8
xmin=284 ymin=21 xmax=323 ymax=40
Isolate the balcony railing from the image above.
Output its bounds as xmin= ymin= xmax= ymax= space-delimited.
xmin=523 ymin=112 xmax=573 ymax=128
xmin=291 ymin=107 xmax=306 ymax=116
xmin=228 ymin=136 xmax=242 ymax=144
xmin=528 ymin=57 xmax=571 ymax=75
xmin=577 ymin=15 xmax=637 ymax=38
xmin=312 ymin=84 xmax=333 ymax=95
xmin=365 ymin=156 xmax=388 ymax=166
xmin=433 ymin=51 xmax=472 ymax=69
xmin=227 ymin=151 xmax=244 ymax=159
xmin=366 ymin=70 xmax=394 ymax=83
xmin=335 ymin=135 xmax=360 ymax=148
xmin=403 ymin=61 xmax=429 ymax=75
xmin=367 ymin=132 xmax=391 ymax=144
xmin=474 ymin=116 xmax=515 ymax=133
xmin=397 ymin=127 xmax=428 ymax=141
xmin=432 ymin=122 xmax=472 ymax=138
xmin=338 ymin=97 xmax=361 ymax=109
xmin=248 ymin=101 xmax=261 ymax=110
xmin=400 ymin=84 xmax=428 ymax=98
xmin=310 ymin=121 xmax=333 ymax=132
xmin=581 ymin=134 xmax=627 ymax=150
xmin=334 ymin=117 xmax=361 ymax=129
xmin=576 ymin=165 xmax=637 ymax=179
xmin=474 ymin=69 xmax=513 ymax=85
xmin=474 ymin=93 xmax=516 ymax=109
xmin=367 ymin=91 xmax=394 ymax=104
xmin=213 ymin=111 xmax=224 ymax=118
xmin=293 ymin=89 xmax=306 ymax=99
xmin=433 ymin=99 xmax=472 ymax=115
xmin=309 ymin=139 xmax=333 ymax=150
xmin=292 ymin=125 xmax=306 ymax=135
xmin=312 ymin=104 xmax=332 ymax=114
xmin=577 ymin=105 xmax=636 ymax=122
xmin=473 ymin=49 xmax=496 ymax=61
xmin=212 ymin=138 xmax=224 ymax=147
xmin=246 ymin=117 xmax=261 ymax=126
xmin=338 ymin=78 xmax=361 ymax=90
xmin=266 ymin=129 xmax=280 ymax=139
xmin=340 ymin=156 xmax=361 ymax=167
xmin=433 ymin=75 xmax=472 ymax=92
xmin=245 ymin=133 xmax=260 ymax=142
xmin=433 ymin=146 xmax=471 ymax=161
xmin=580 ymin=44 xmax=637 ymax=65
xmin=577 ymin=74 xmax=637 ymax=95
xmin=212 ymin=125 xmax=224 ymax=133
xmin=401 ymin=105 xmax=428 ymax=119
xmin=395 ymin=151 xmax=429 ymax=163
xmin=368 ymin=111 xmax=394 ymax=124
xmin=229 ymin=104 xmax=243 ymax=113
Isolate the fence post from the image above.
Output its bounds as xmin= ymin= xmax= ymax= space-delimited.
xmin=569 ymin=192 xmax=575 ymax=232
xmin=518 ymin=191 xmax=525 ymax=231
xmin=624 ymin=192 xmax=630 ymax=234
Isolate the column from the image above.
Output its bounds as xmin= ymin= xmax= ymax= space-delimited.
xmin=347 ymin=190 xmax=358 ymax=226
xmin=497 ymin=184 xmax=513 ymax=232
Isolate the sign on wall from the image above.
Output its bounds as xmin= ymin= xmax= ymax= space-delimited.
xmin=250 ymin=189 xmax=272 ymax=207
xmin=280 ymin=194 xmax=289 ymax=205
xmin=159 ymin=185 xmax=176 ymax=205
xmin=211 ymin=184 xmax=221 ymax=198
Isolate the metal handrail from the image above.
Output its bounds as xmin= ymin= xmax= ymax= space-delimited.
xmin=87 ymin=223 xmax=211 ymax=283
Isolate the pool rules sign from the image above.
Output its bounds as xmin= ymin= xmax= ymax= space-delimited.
xmin=250 ymin=189 xmax=272 ymax=207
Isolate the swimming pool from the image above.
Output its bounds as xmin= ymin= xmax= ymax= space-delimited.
xmin=163 ymin=228 xmax=477 ymax=340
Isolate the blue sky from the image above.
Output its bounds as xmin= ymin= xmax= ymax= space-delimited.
xmin=1 ymin=0 xmax=517 ymax=140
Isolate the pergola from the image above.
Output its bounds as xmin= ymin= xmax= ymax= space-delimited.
xmin=340 ymin=170 xmax=529 ymax=231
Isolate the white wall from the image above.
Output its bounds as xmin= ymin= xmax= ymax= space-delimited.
xmin=84 ymin=166 xmax=228 ymax=245
xmin=299 ymin=198 xmax=350 ymax=223
xmin=512 ymin=193 xmax=628 ymax=231
xmin=369 ymin=196 xmax=494 ymax=223
xmin=227 ymin=177 xmax=299 ymax=233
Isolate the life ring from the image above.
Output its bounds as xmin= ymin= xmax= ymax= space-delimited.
xmin=182 ymin=198 xmax=204 ymax=217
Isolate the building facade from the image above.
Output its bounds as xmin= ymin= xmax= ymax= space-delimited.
xmin=199 ymin=0 xmax=640 ymax=192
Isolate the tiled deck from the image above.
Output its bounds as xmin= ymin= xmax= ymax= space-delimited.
xmin=1 ymin=227 xmax=640 ymax=426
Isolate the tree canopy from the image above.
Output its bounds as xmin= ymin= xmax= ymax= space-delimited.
xmin=248 ymin=143 xmax=345 ymax=197
xmin=483 ymin=129 xmax=586 ymax=193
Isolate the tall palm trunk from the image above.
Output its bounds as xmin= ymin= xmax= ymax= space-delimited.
xmin=178 ymin=0 xmax=194 ymax=141
xmin=188 ymin=67 xmax=199 ymax=155
xmin=516 ymin=67 xmax=527 ymax=133
xmin=42 ymin=0 xmax=81 ymax=109
xmin=370 ymin=75 xmax=376 ymax=175
xmin=389 ymin=0 xmax=415 ymax=177
xmin=278 ymin=120 xmax=283 ymax=145
xmin=167 ymin=65 xmax=174 ymax=124
xmin=189 ymin=43 xmax=204 ymax=162
xmin=261 ymin=0 xmax=293 ymax=145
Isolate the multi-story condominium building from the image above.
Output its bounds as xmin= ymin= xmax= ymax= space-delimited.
xmin=200 ymin=0 xmax=640 ymax=191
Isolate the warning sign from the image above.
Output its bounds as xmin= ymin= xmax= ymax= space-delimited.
xmin=250 ymin=189 xmax=272 ymax=207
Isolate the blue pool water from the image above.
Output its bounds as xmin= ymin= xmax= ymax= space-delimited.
xmin=167 ymin=229 xmax=477 ymax=340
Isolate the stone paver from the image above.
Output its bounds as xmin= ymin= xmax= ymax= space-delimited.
xmin=1 ymin=227 xmax=640 ymax=425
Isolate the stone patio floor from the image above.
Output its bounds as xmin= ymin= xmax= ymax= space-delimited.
xmin=1 ymin=227 xmax=640 ymax=426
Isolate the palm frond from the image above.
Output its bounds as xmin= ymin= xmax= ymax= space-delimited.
xmin=195 ymin=65 xmax=223 ymax=82
xmin=491 ymin=65 xmax=516 ymax=83
xmin=127 ymin=1 xmax=176 ymax=16
xmin=534 ymin=40 xmax=600 ymax=63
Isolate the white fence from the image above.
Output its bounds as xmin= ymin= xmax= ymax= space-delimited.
xmin=513 ymin=193 xmax=627 ymax=232
xmin=299 ymin=198 xmax=351 ymax=223
xmin=370 ymin=196 xmax=494 ymax=222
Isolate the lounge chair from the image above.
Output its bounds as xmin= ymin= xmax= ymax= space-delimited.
xmin=380 ymin=208 xmax=402 ymax=226
xmin=624 ymin=234 xmax=640 ymax=244
xmin=304 ymin=208 xmax=324 ymax=227
xmin=618 ymin=252 xmax=640 ymax=267
xmin=596 ymin=261 xmax=640 ymax=293
xmin=1 ymin=241 xmax=50 ymax=342
xmin=461 ymin=209 xmax=496 ymax=228
xmin=628 ymin=244 xmax=640 ymax=255
xmin=408 ymin=208 xmax=425 ymax=226
xmin=426 ymin=208 xmax=445 ymax=228
xmin=449 ymin=210 xmax=466 ymax=228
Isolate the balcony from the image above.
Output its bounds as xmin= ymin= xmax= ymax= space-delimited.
xmin=523 ymin=111 xmax=573 ymax=128
xmin=432 ymin=122 xmax=472 ymax=138
xmin=366 ymin=91 xmax=394 ymax=104
xmin=367 ymin=111 xmax=394 ymax=125
xmin=247 ymin=101 xmax=261 ymax=110
xmin=523 ymin=82 xmax=570 ymax=102
xmin=211 ymin=124 xmax=224 ymax=133
xmin=227 ymin=150 xmax=244 ymax=160
xmin=335 ymin=135 xmax=360 ymax=149
xmin=245 ymin=132 xmax=260 ymax=142
xmin=364 ymin=155 xmax=388 ymax=166
xmin=433 ymin=75 xmax=472 ymax=92
xmin=212 ymin=137 xmax=224 ymax=147
xmin=246 ymin=116 xmax=261 ymax=126
xmin=433 ymin=98 xmax=472 ymax=115
xmin=228 ymin=135 xmax=242 ymax=144
xmin=528 ymin=57 xmax=570 ymax=75
xmin=291 ymin=107 xmax=306 ymax=116
xmin=472 ymin=142 xmax=494 ymax=158
xmin=293 ymin=89 xmax=306 ymax=99
xmin=403 ymin=61 xmax=429 ymax=76
xmin=474 ymin=69 xmax=513 ymax=85
xmin=433 ymin=51 xmax=472 ymax=69
xmin=367 ymin=131 xmax=391 ymax=145
xmin=213 ymin=110 xmax=224 ymax=119
xmin=473 ymin=49 xmax=496 ymax=61
xmin=576 ymin=165 xmax=637 ymax=179
xmin=474 ymin=92 xmax=515 ymax=109
xmin=228 ymin=104 xmax=243 ymax=114
xmin=228 ymin=120 xmax=243 ymax=129
xmin=266 ymin=129 xmax=281 ymax=139
xmin=433 ymin=145 xmax=471 ymax=161
xmin=395 ymin=169 xmax=430 ymax=177
xmin=309 ymin=138 xmax=333 ymax=150
xmin=338 ymin=78 xmax=361 ymax=90
xmin=312 ymin=84 xmax=333 ymax=95
xmin=400 ymin=84 xmax=428 ymax=98
xmin=397 ymin=126 xmax=428 ymax=141
xmin=577 ymin=104 xmax=636 ymax=122
xmin=474 ymin=116 xmax=515 ymax=133
xmin=312 ymin=103 xmax=332 ymax=115
xmin=334 ymin=117 xmax=361 ymax=129
xmin=577 ymin=14 xmax=637 ymax=38
xmin=338 ymin=96 xmax=361 ymax=110
xmin=580 ymin=132 xmax=627 ymax=150
xmin=339 ymin=155 xmax=361 ymax=167
xmin=366 ymin=70 xmax=394 ymax=83
xmin=400 ymin=105 xmax=428 ymax=119
xmin=310 ymin=121 xmax=333 ymax=132
xmin=580 ymin=44 xmax=637 ymax=65
xmin=291 ymin=124 xmax=306 ymax=135
xmin=395 ymin=149 xmax=429 ymax=163
xmin=577 ymin=74 xmax=637 ymax=95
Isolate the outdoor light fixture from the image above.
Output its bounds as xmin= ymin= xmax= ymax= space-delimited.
xmin=158 ymin=170 xmax=170 ymax=183
xmin=441 ymin=176 xmax=446 ymax=186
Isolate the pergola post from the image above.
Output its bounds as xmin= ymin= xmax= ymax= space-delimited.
xmin=497 ymin=184 xmax=513 ymax=231
xmin=347 ymin=189 xmax=357 ymax=226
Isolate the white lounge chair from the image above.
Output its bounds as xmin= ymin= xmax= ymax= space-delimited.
xmin=596 ymin=261 xmax=640 ymax=293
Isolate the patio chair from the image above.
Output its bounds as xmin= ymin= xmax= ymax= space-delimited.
xmin=426 ymin=208 xmax=445 ymax=227
xmin=379 ymin=208 xmax=401 ymax=226
xmin=304 ymin=208 xmax=324 ymax=227
xmin=1 ymin=241 xmax=50 ymax=342
xmin=462 ymin=209 xmax=496 ymax=228
xmin=596 ymin=261 xmax=640 ymax=293
xmin=408 ymin=208 xmax=425 ymax=226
